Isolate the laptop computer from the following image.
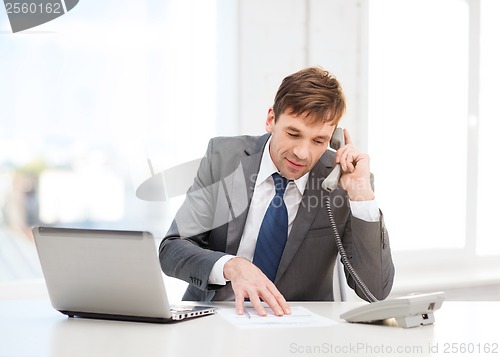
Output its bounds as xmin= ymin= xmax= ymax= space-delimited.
xmin=32 ymin=226 xmax=216 ymax=323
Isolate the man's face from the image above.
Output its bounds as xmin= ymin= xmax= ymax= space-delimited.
xmin=265 ymin=108 xmax=336 ymax=180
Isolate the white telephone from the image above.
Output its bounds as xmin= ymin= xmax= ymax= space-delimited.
xmin=340 ymin=292 xmax=445 ymax=328
xmin=321 ymin=127 xmax=344 ymax=192
xmin=322 ymin=128 xmax=445 ymax=328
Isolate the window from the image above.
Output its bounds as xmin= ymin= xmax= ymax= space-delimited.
xmin=477 ymin=0 xmax=500 ymax=255
xmin=0 ymin=0 xmax=217 ymax=283
xmin=366 ymin=0 xmax=500 ymax=296
xmin=367 ymin=0 xmax=469 ymax=251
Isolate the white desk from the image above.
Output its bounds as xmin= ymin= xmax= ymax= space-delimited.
xmin=0 ymin=300 xmax=499 ymax=357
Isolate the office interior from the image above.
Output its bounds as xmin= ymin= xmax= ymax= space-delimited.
xmin=1 ymin=0 xmax=499 ymax=303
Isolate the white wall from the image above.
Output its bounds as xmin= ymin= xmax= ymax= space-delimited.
xmin=228 ymin=0 xmax=368 ymax=149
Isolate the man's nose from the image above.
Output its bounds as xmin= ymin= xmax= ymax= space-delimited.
xmin=292 ymin=140 xmax=309 ymax=160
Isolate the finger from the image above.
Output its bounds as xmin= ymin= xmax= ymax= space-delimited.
xmin=259 ymin=290 xmax=284 ymax=316
xmin=338 ymin=147 xmax=357 ymax=172
xmin=273 ymin=290 xmax=291 ymax=315
xmin=341 ymin=152 xmax=348 ymax=172
xmin=248 ymin=292 xmax=267 ymax=316
xmin=346 ymin=152 xmax=356 ymax=172
xmin=234 ymin=292 xmax=246 ymax=315
xmin=263 ymin=283 xmax=291 ymax=315
xmin=335 ymin=144 xmax=349 ymax=165
xmin=341 ymin=149 xmax=350 ymax=172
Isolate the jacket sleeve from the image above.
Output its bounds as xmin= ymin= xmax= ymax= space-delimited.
xmin=341 ymin=209 xmax=395 ymax=301
xmin=158 ymin=138 xmax=227 ymax=292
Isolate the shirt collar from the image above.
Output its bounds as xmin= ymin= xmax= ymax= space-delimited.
xmin=256 ymin=135 xmax=309 ymax=195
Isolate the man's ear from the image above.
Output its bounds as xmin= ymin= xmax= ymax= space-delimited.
xmin=265 ymin=107 xmax=275 ymax=133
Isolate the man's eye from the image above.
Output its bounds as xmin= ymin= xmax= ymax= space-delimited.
xmin=314 ymin=140 xmax=325 ymax=145
xmin=287 ymin=132 xmax=300 ymax=138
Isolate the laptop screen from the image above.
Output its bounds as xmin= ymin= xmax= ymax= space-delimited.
xmin=33 ymin=227 xmax=173 ymax=320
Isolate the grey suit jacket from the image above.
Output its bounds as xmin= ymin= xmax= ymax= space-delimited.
xmin=159 ymin=134 xmax=394 ymax=302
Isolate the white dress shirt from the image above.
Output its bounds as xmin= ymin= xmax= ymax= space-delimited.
xmin=208 ymin=136 xmax=380 ymax=285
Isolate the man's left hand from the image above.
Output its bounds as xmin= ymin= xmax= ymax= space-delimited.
xmin=334 ymin=129 xmax=375 ymax=201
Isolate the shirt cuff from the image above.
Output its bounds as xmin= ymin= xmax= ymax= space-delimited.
xmin=349 ymin=199 xmax=381 ymax=222
xmin=208 ymin=254 xmax=236 ymax=285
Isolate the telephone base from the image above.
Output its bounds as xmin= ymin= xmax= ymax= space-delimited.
xmin=395 ymin=311 xmax=435 ymax=328
xmin=340 ymin=292 xmax=445 ymax=328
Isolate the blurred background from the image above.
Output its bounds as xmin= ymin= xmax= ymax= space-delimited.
xmin=1 ymin=0 xmax=499 ymax=301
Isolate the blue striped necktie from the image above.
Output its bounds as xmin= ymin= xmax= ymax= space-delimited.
xmin=253 ymin=173 xmax=289 ymax=282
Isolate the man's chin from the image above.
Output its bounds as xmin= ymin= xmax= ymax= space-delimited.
xmin=282 ymin=168 xmax=308 ymax=181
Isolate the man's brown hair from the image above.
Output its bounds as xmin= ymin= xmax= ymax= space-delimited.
xmin=273 ymin=67 xmax=346 ymax=125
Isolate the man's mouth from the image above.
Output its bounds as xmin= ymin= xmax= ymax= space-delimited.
xmin=285 ymin=157 xmax=306 ymax=169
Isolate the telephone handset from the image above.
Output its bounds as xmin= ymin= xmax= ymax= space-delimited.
xmin=321 ymin=127 xmax=344 ymax=192
xmin=322 ymin=127 xmax=445 ymax=328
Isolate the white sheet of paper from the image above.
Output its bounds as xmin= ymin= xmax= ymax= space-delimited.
xmin=217 ymin=306 xmax=337 ymax=328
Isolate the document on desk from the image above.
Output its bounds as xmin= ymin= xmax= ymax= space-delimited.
xmin=218 ymin=306 xmax=337 ymax=328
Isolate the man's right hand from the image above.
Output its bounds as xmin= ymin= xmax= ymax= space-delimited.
xmin=223 ymin=257 xmax=291 ymax=317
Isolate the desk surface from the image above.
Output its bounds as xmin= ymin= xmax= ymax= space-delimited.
xmin=0 ymin=300 xmax=499 ymax=357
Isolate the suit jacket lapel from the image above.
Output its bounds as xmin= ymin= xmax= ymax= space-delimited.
xmin=225 ymin=134 xmax=270 ymax=255
xmin=274 ymin=153 xmax=333 ymax=283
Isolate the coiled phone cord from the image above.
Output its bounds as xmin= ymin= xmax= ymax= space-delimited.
xmin=324 ymin=195 xmax=379 ymax=303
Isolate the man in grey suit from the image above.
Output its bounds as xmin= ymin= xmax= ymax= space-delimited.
xmin=159 ymin=67 xmax=394 ymax=317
